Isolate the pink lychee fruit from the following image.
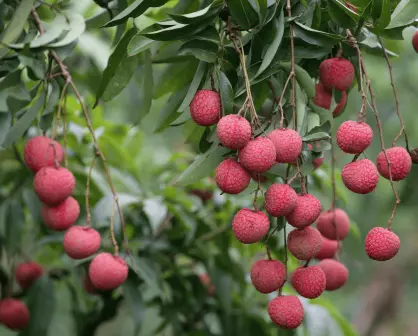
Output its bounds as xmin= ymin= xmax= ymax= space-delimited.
xmin=24 ymin=136 xmax=64 ymax=173
xmin=250 ymin=172 xmax=269 ymax=183
xmin=215 ymin=158 xmax=250 ymax=194
xmin=376 ymin=146 xmax=412 ymax=181
xmin=336 ymin=121 xmax=373 ymax=154
xmin=34 ymin=167 xmax=75 ymax=205
xmin=315 ymin=236 xmax=339 ymax=260
xmin=291 ymin=266 xmax=326 ymax=299
xmin=216 ymin=114 xmax=252 ymax=150
xmin=41 ymin=196 xmax=80 ymax=231
xmin=15 ymin=262 xmax=43 ymax=290
xmin=199 ymin=273 xmax=216 ymax=296
xmin=232 ymin=208 xmax=270 ymax=244
xmin=250 ymin=259 xmax=286 ymax=294
xmin=318 ymin=259 xmax=349 ymax=291
xmin=316 ymin=208 xmax=350 ymax=241
xmin=319 ymin=57 xmax=355 ymax=91
xmin=313 ymin=83 xmax=347 ymax=117
xmin=287 ymin=226 xmax=322 ymax=261
xmin=268 ymin=295 xmax=304 ymax=329
xmin=63 ymin=225 xmax=101 ymax=259
xmin=268 ymin=128 xmax=303 ymax=163
xmin=365 ymin=227 xmax=400 ymax=261
xmin=413 ymin=31 xmax=418 ymax=52
xmin=264 ymin=184 xmax=297 ymax=217
xmin=313 ymin=156 xmax=324 ymax=169
xmin=190 ymin=90 xmax=221 ymax=126
xmin=0 ymin=299 xmax=30 ymax=330
xmin=83 ymin=275 xmax=98 ymax=295
xmin=341 ymin=159 xmax=379 ymax=194
xmin=333 ymin=91 xmax=347 ymax=117
xmin=286 ymin=194 xmax=322 ymax=229
xmin=89 ymin=252 xmax=128 ymax=291
xmin=238 ymin=137 xmax=276 ymax=173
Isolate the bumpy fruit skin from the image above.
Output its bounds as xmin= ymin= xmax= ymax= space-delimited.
xmin=336 ymin=121 xmax=373 ymax=154
xmin=34 ymin=167 xmax=75 ymax=205
xmin=190 ymin=90 xmax=221 ymax=126
xmin=333 ymin=91 xmax=347 ymax=117
xmin=286 ymin=194 xmax=322 ymax=229
xmin=376 ymin=147 xmax=412 ymax=181
xmin=268 ymin=129 xmax=303 ymax=163
xmin=318 ymin=259 xmax=349 ymax=291
xmin=250 ymin=260 xmax=286 ymax=294
xmin=216 ymin=115 xmax=252 ymax=150
xmin=413 ymin=31 xmax=418 ymax=53
xmin=316 ymin=208 xmax=350 ymax=241
xmin=291 ymin=266 xmax=326 ymax=299
xmin=24 ymin=136 xmax=64 ymax=173
xmin=238 ymin=137 xmax=276 ymax=173
xmin=365 ymin=227 xmax=400 ymax=261
xmin=264 ymin=184 xmax=297 ymax=217
xmin=268 ymin=295 xmax=304 ymax=329
xmin=63 ymin=226 xmax=101 ymax=259
xmin=0 ymin=299 xmax=30 ymax=330
xmin=41 ymin=196 xmax=80 ymax=231
xmin=319 ymin=57 xmax=354 ymax=91
xmin=232 ymin=208 xmax=270 ymax=244
xmin=89 ymin=252 xmax=128 ymax=291
xmin=199 ymin=273 xmax=215 ymax=296
xmin=313 ymin=82 xmax=331 ymax=109
xmin=342 ymin=159 xmax=379 ymax=194
xmin=215 ymin=159 xmax=250 ymax=194
xmin=315 ymin=237 xmax=339 ymax=260
xmin=15 ymin=262 xmax=43 ymax=290
xmin=288 ymin=227 xmax=322 ymax=260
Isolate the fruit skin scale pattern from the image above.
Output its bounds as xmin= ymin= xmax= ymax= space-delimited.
xmin=376 ymin=146 xmax=412 ymax=181
xmin=319 ymin=57 xmax=355 ymax=91
xmin=336 ymin=121 xmax=373 ymax=154
xmin=189 ymin=90 xmax=221 ymax=126
xmin=264 ymin=184 xmax=297 ymax=217
xmin=215 ymin=158 xmax=250 ymax=194
xmin=365 ymin=227 xmax=400 ymax=261
xmin=238 ymin=137 xmax=276 ymax=173
xmin=250 ymin=260 xmax=286 ymax=294
xmin=291 ymin=266 xmax=326 ymax=299
xmin=216 ymin=115 xmax=252 ymax=150
xmin=285 ymin=194 xmax=322 ymax=229
xmin=268 ymin=296 xmax=304 ymax=329
xmin=341 ymin=159 xmax=379 ymax=194
xmin=232 ymin=208 xmax=270 ymax=244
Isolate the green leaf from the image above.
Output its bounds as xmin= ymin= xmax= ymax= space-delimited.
xmin=254 ymin=0 xmax=268 ymax=24
xmin=177 ymin=61 xmax=207 ymax=112
xmin=327 ymin=0 xmax=358 ymax=28
xmin=293 ymin=21 xmax=344 ymax=47
xmin=295 ymin=81 xmax=307 ymax=134
xmin=302 ymin=132 xmax=330 ymax=141
xmin=376 ymin=0 xmax=391 ymax=28
xmin=386 ymin=0 xmax=418 ymax=29
xmin=191 ymin=26 xmax=221 ymax=44
xmin=227 ymin=0 xmax=259 ymax=29
xmin=143 ymin=20 xmax=214 ymax=41
xmin=219 ymin=71 xmax=234 ymax=115
xmin=127 ymin=256 xmax=163 ymax=294
xmin=5 ymin=200 xmax=24 ymax=254
xmin=280 ymin=62 xmax=315 ymax=99
xmin=179 ymin=39 xmax=218 ymax=63
xmin=47 ymin=12 xmax=86 ymax=48
xmin=349 ymin=220 xmax=361 ymax=239
xmin=127 ymin=34 xmax=156 ymax=56
xmin=132 ymin=50 xmax=153 ymax=123
xmin=155 ymin=86 xmax=188 ymax=132
xmin=168 ymin=2 xmax=222 ymax=24
xmin=18 ymin=54 xmax=47 ymax=80
xmin=122 ymin=275 xmax=145 ymax=334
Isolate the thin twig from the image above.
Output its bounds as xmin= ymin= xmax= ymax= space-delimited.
xmin=109 ymin=201 xmax=119 ymax=256
xmin=63 ymin=95 xmax=68 ymax=167
xmin=85 ymin=154 xmax=98 ymax=228
xmin=330 ymin=132 xmax=341 ymax=254
xmin=286 ymin=0 xmax=296 ymax=130
xmin=51 ymin=82 xmax=68 ymax=141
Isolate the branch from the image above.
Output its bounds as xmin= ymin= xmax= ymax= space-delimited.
xmin=286 ymin=0 xmax=296 ymax=129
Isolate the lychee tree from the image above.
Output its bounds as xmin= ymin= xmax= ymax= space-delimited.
xmin=0 ymin=0 xmax=417 ymax=335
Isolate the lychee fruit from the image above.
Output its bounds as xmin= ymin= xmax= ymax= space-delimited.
xmin=199 ymin=273 xmax=215 ymax=296
xmin=288 ymin=226 xmax=322 ymax=260
xmin=250 ymin=259 xmax=286 ymax=294
xmin=315 ymin=237 xmax=339 ymax=260
xmin=89 ymin=252 xmax=128 ymax=291
xmin=412 ymin=31 xmax=418 ymax=52
xmin=268 ymin=128 xmax=303 ymax=163
xmin=313 ymin=82 xmax=332 ymax=109
xmin=232 ymin=208 xmax=270 ymax=244
xmin=365 ymin=227 xmax=400 ymax=261
xmin=286 ymin=194 xmax=322 ymax=229
xmin=190 ymin=90 xmax=221 ymax=126
xmin=319 ymin=57 xmax=355 ymax=91
xmin=15 ymin=262 xmax=43 ymax=290
xmin=291 ymin=266 xmax=326 ymax=299
xmin=238 ymin=137 xmax=276 ymax=173
xmin=216 ymin=114 xmax=252 ymax=150
xmin=24 ymin=136 xmax=64 ymax=172
xmin=63 ymin=225 xmax=101 ymax=259
xmin=83 ymin=275 xmax=98 ymax=295
xmin=268 ymin=295 xmax=304 ymax=329
xmin=336 ymin=121 xmax=373 ymax=154
xmin=376 ymin=147 xmax=412 ymax=181
xmin=341 ymin=159 xmax=379 ymax=194
xmin=333 ymin=91 xmax=347 ymax=117
xmin=313 ymin=156 xmax=324 ymax=169
xmin=41 ymin=196 xmax=80 ymax=231
xmin=318 ymin=259 xmax=349 ymax=291
xmin=0 ymin=299 xmax=30 ymax=330
xmin=34 ymin=167 xmax=75 ymax=205
xmin=316 ymin=208 xmax=350 ymax=241
xmin=250 ymin=172 xmax=269 ymax=183
xmin=264 ymin=184 xmax=297 ymax=217
xmin=215 ymin=158 xmax=251 ymax=194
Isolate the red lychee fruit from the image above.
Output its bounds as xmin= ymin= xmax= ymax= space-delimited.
xmin=333 ymin=91 xmax=347 ymax=117
xmin=313 ymin=156 xmax=324 ymax=169
xmin=190 ymin=90 xmax=221 ymax=126
xmin=89 ymin=252 xmax=128 ymax=291
xmin=291 ymin=266 xmax=326 ymax=299
xmin=41 ymin=196 xmax=80 ymax=231
xmin=412 ymin=31 xmax=418 ymax=52
xmin=199 ymin=273 xmax=215 ymax=296
xmin=0 ymin=299 xmax=30 ymax=330
xmin=285 ymin=194 xmax=322 ymax=229
xmin=268 ymin=295 xmax=304 ymax=329
xmin=215 ymin=158 xmax=250 ymax=194
xmin=238 ymin=137 xmax=276 ymax=173
xmin=232 ymin=208 xmax=270 ymax=244
xmin=315 ymin=236 xmax=339 ymax=260
xmin=318 ymin=259 xmax=349 ymax=291
xmin=15 ymin=262 xmax=43 ymax=290
xmin=319 ymin=57 xmax=354 ymax=91
xmin=268 ymin=128 xmax=303 ymax=163
xmin=250 ymin=172 xmax=269 ymax=183
xmin=250 ymin=259 xmax=286 ymax=294
xmin=216 ymin=115 xmax=252 ymax=150
xmin=336 ymin=121 xmax=373 ymax=154
xmin=341 ymin=159 xmax=379 ymax=194
xmin=264 ymin=184 xmax=297 ymax=217
xmin=34 ymin=167 xmax=75 ymax=205
xmin=365 ymin=227 xmax=400 ymax=261
xmin=376 ymin=147 xmax=412 ymax=181
xmin=83 ymin=275 xmax=98 ymax=295
xmin=314 ymin=82 xmax=332 ymax=109
xmin=288 ymin=226 xmax=322 ymax=261
xmin=316 ymin=208 xmax=350 ymax=241
xmin=63 ymin=226 xmax=101 ymax=259
xmin=24 ymin=136 xmax=64 ymax=173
